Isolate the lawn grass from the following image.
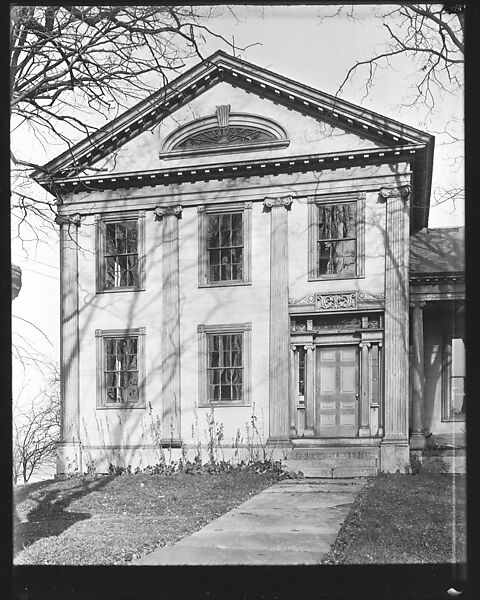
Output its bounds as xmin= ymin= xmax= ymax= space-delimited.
xmin=13 ymin=470 xmax=280 ymax=565
xmin=321 ymin=473 xmax=467 ymax=564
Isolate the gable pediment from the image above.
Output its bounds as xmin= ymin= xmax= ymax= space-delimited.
xmin=32 ymin=50 xmax=434 ymax=229
xmin=34 ymin=50 xmax=433 ymax=179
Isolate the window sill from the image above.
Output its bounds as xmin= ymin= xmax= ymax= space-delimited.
xmin=307 ymin=275 xmax=365 ymax=282
xmin=97 ymin=404 xmax=146 ymax=410
xmin=441 ymin=414 xmax=466 ymax=422
xmin=96 ymin=286 xmax=145 ymax=294
xmin=199 ymin=281 xmax=252 ymax=288
xmin=198 ymin=402 xmax=251 ymax=408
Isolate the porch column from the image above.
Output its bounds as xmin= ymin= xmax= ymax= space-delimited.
xmin=410 ymin=301 xmax=426 ymax=450
xmin=264 ymin=196 xmax=292 ymax=442
xmin=379 ymin=186 xmax=411 ymax=472
xmin=154 ymin=206 xmax=182 ymax=445
xmin=358 ymin=342 xmax=371 ymax=437
xmin=56 ymin=213 xmax=82 ymax=476
xmin=304 ymin=343 xmax=315 ymax=436
xmin=290 ymin=345 xmax=298 ymax=436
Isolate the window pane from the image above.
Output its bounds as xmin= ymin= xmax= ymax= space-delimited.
xmin=231 ymin=247 xmax=243 ymax=263
xmin=231 ymin=213 xmax=243 ymax=230
xmin=125 ymin=386 xmax=138 ymax=403
xmin=105 ymin=372 xmax=117 ymax=387
xmin=105 ymin=338 xmax=115 ymax=356
xmin=106 ymin=354 xmax=117 ymax=370
xmin=220 ymin=228 xmax=231 ymax=247
xmin=220 ymin=213 xmax=231 ymax=233
xmin=105 ymin=224 xmax=117 ymax=254
xmin=208 ymin=369 xmax=220 ymax=385
xmin=318 ymin=241 xmax=333 ymax=274
xmin=209 ymin=249 xmax=220 ymax=265
xmin=232 ymin=384 xmax=243 ymax=401
xmin=208 ymin=214 xmax=219 ymax=234
xmin=452 ymin=338 xmax=465 ymax=377
xmin=209 ymin=351 xmax=219 ymax=367
xmin=343 ymin=204 xmax=356 ymax=238
xmin=221 ymin=264 xmax=231 ymax=280
xmin=451 ymin=378 xmax=465 ymax=414
xmin=115 ymin=223 xmax=127 ymax=253
xmin=221 ymin=385 xmax=232 ymax=401
xmin=330 ymin=205 xmax=341 ymax=238
xmin=208 ymin=229 xmax=219 ymax=248
xmin=107 ymin=388 xmax=119 ymax=403
xmin=126 ymin=222 xmax=138 ymax=253
xmin=232 ymin=264 xmax=243 ymax=280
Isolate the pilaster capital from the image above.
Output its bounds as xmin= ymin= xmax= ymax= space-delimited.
xmin=359 ymin=342 xmax=371 ymax=349
xmin=154 ymin=205 xmax=183 ymax=221
xmin=378 ymin=186 xmax=411 ymax=203
xmin=410 ymin=300 xmax=427 ymax=309
xmin=263 ymin=195 xmax=293 ymax=211
xmin=55 ymin=213 xmax=82 ymax=227
xmin=304 ymin=343 xmax=315 ymax=351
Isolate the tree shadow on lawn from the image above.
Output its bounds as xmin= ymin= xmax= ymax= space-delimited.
xmin=14 ymin=476 xmax=111 ymax=556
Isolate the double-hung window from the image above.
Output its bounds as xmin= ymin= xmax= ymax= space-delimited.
xmin=96 ymin=328 xmax=146 ymax=408
xmin=308 ymin=193 xmax=365 ymax=280
xmin=198 ymin=323 xmax=251 ymax=406
xmin=96 ymin=211 xmax=145 ymax=292
xmin=198 ymin=203 xmax=252 ymax=286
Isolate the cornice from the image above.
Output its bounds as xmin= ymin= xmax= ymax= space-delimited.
xmin=49 ymin=145 xmax=423 ymax=195
xmin=409 ymin=271 xmax=464 ymax=284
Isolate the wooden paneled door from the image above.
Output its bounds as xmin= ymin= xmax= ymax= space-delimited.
xmin=315 ymin=346 xmax=359 ymax=437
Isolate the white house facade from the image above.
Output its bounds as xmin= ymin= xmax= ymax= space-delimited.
xmin=33 ymin=52 xmax=465 ymax=477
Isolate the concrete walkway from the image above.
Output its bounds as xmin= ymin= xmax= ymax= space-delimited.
xmin=134 ymin=478 xmax=367 ymax=565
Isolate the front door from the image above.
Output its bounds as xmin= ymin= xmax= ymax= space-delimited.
xmin=315 ymin=346 xmax=359 ymax=437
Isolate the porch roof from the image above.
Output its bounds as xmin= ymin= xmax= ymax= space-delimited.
xmin=410 ymin=227 xmax=464 ymax=276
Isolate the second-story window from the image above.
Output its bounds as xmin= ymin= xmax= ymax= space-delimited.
xmin=105 ymin=221 xmax=139 ymax=288
xmin=317 ymin=202 xmax=357 ymax=276
xmin=207 ymin=212 xmax=243 ymax=283
xmin=198 ymin=203 xmax=252 ymax=287
xmin=96 ymin=211 xmax=145 ymax=293
xmin=308 ymin=193 xmax=365 ymax=281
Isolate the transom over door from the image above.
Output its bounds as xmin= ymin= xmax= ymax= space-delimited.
xmin=315 ymin=346 xmax=359 ymax=437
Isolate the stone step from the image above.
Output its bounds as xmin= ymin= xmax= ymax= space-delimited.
xmin=284 ymin=459 xmax=378 ymax=471
xmin=296 ymin=466 xmax=378 ymax=478
xmin=287 ymin=449 xmax=379 ymax=461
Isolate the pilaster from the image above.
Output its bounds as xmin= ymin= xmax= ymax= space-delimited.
xmin=155 ymin=205 xmax=182 ymax=445
xmin=410 ymin=300 xmax=426 ymax=450
xmin=289 ymin=345 xmax=298 ymax=436
xmin=56 ymin=213 xmax=82 ymax=475
xmin=304 ymin=344 xmax=315 ymax=437
xmin=378 ymin=186 xmax=411 ymax=472
xmin=358 ymin=342 xmax=371 ymax=437
xmin=264 ymin=196 xmax=292 ymax=442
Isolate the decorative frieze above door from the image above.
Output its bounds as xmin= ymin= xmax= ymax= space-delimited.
xmin=289 ymin=290 xmax=385 ymax=314
xmin=291 ymin=312 xmax=383 ymax=333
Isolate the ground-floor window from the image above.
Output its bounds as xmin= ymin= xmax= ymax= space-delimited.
xmin=443 ymin=336 xmax=466 ymax=421
xmin=197 ymin=323 xmax=251 ymax=406
xmin=96 ymin=327 xmax=146 ymax=408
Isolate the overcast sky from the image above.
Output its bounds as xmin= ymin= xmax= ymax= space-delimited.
xmin=12 ymin=5 xmax=464 ymax=403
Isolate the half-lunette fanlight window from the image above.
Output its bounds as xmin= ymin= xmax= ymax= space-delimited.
xmin=160 ymin=105 xmax=289 ymax=158
xmin=176 ymin=126 xmax=276 ymax=150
